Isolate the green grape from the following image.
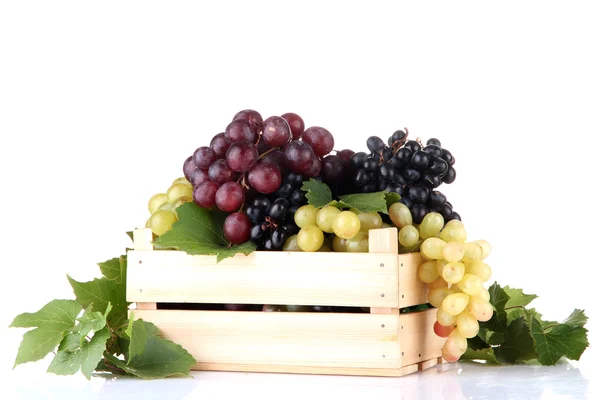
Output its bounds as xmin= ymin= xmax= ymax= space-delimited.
xmin=436 ymin=259 xmax=448 ymax=276
xmin=457 ymin=273 xmax=484 ymax=296
xmin=148 ymin=193 xmax=168 ymax=214
xmin=428 ymin=287 xmax=453 ymax=308
xmin=474 ymin=240 xmax=492 ymax=259
xmin=468 ymin=297 xmax=493 ymax=322
xmin=317 ymin=244 xmax=332 ymax=252
xmin=316 ymin=206 xmax=341 ymax=233
xmin=389 ymin=202 xmax=412 ymax=228
xmin=283 ymin=235 xmax=302 ymax=251
xmin=456 ymin=311 xmax=479 ymax=338
xmin=445 ymin=220 xmax=464 ymax=228
xmin=442 ymin=262 xmax=465 ymax=284
xmin=398 ymin=225 xmax=419 ymax=247
xmin=447 ymin=328 xmax=468 ymax=354
xmin=462 ymin=242 xmax=484 ymax=261
xmin=418 ymin=260 xmax=439 ymax=283
xmin=297 ymin=225 xmax=324 ymax=252
xmin=464 ymin=260 xmax=492 ymax=282
xmin=171 ymin=196 xmax=192 ymax=217
xmin=332 ymin=211 xmax=361 ymax=239
xmin=294 ymin=205 xmax=319 ymax=229
xmin=172 ymin=176 xmax=192 ymax=188
xmin=332 ymin=236 xmax=348 ymax=252
xmin=428 ymin=277 xmax=448 ymax=290
xmin=149 ymin=210 xmax=178 ymax=236
xmin=443 ymin=241 xmax=465 ymax=262
xmin=420 ymin=237 xmax=446 ymax=259
xmin=441 ymin=293 xmax=470 ymax=316
xmin=419 ymin=212 xmax=444 ymax=239
xmin=346 ymin=231 xmax=369 ymax=252
xmin=358 ymin=212 xmax=383 ymax=232
xmin=436 ymin=307 xmax=457 ymax=327
xmin=473 ymin=288 xmax=490 ymax=302
xmin=440 ymin=223 xmax=467 ymax=243
xmin=167 ymin=183 xmax=193 ymax=204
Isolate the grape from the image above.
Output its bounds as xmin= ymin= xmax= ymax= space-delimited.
xmin=468 ymin=297 xmax=493 ymax=322
xmin=208 ymin=159 xmax=235 ymax=185
xmin=262 ymin=116 xmax=292 ymax=147
xmin=332 ymin=211 xmax=361 ymax=239
xmin=357 ymin=212 xmax=383 ymax=231
xmin=223 ymin=212 xmax=251 ymax=244
xmin=437 ymin=308 xmax=457 ymax=326
xmin=210 ymin=132 xmax=231 ymax=158
xmin=183 ymin=156 xmax=198 ymax=181
xmin=441 ymin=293 xmax=470 ymax=316
xmin=316 ymin=206 xmax=340 ymax=233
xmin=328 ymin=237 xmax=345 ymax=253
xmin=450 ymin=211 xmax=461 ymax=221
xmin=389 ymin=202 xmax=413 ymax=228
xmin=465 ymin=260 xmax=492 ymax=282
xmin=262 ymin=149 xmax=287 ymax=172
xmin=440 ymin=223 xmax=467 ymax=243
xmin=388 ymin=129 xmax=407 ymax=146
xmin=189 ymin=168 xmax=208 ymax=186
xmin=290 ymin=189 xmax=307 ymax=206
xmin=433 ymin=321 xmax=454 ymax=338
xmin=167 ymin=183 xmax=193 ymax=204
xmin=226 ymin=141 xmax=259 ymax=172
xmin=297 ymin=225 xmax=325 ymax=252
xmin=394 ymin=147 xmax=412 ymax=164
xmin=427 ymin=190 xmax=446 ymax=210
xmin=294 ymin=205 xmax=318 ymax=228
xmin=149 ymin=210 xmax=177 ymax=236
xmin=321 ymin=155 xmax=345 ymax=182
xmin=408 ymin=185 xmax=428 ymax=204
xmin=403 ymin=167 xmax=421 ymax=182
xmin=349 ymin=152 xmax=369 ymax=170
xmin=250 ymin=223 xmax=267 ymax=242
xmin=455 ymin=311 xmax=479 ymax=339
xmin=442 ymin=262 xmax=465 ymax=284
xmin=419 ymin=212 xmax=444 ymax=239
xmin=443 ymin=166 xmax=457 ymax=184
xmin=215 ymin=182 xmax=245 ymax=212
xmin=398 ymin=225 xmax=419 ymax=247
xmin=271 ymin=227 xmax=288 ymax=249
xmin=428 ymin=277 xmax=448 ymax=290
xmin=423 ymin=145 xmax=443 ymax=159
xmin=233 ymin=109 xmax=263 ymax=128
xmin=428 ymin=287 xmax=453 ymax=308
xmin=410 ymin=151 xmax=430 ymax=170
xmin=268 ymin=198 xmax=289 ymax=221
xmin=436 ymin=259 xmax=448 ymax=275
xmin=429 ymin=158 xmax=449 ymax=175
xmin=410 ymin=204 xmax=428 ymax=224
xmin=474 ymin=240 xmax=492 ymax=259
xmin=193 ymin=146 xmax=217 ymax=169
xmin=158 ymin=202 xmax=176 ymax=213
xmin=193 ymin=181 xmax=218 ymax=208
xmin=148 ymin=193 xmax=168 ymax=214
xmin=354 ymin=169 xmax=370 ymax=186
xmin=301 ymin=127 xmax=334 ymax=157
xmin=363 ymin=158 xmax=378 ymax=172
xmin=283 ymin=235 xmax=302 ymax=251
xmin=418 ymin=260 xmax=439 ymax=283
xmin=462 ymin=242 xmax=484 ymax=261
xmin=421 ymin=237 xmax=446 ymax=259
xmin=441 ymin=342 xmax=461 ymax=363
xmin=304 ymin=156 xmax=322 ymax=177
xmin=457 ymin=274 xmax=484 ymax=296
xmin=337 ymin=149 xmax=355 ymax=164
xmin=443 ymin=241 xmax=465 ymax=262
xmin=281 ymin=112 xmax=305 ymax=139
xmin=447 ymin=328 xmax=468 ymax=355
xmin=366 ymin=136 xmax=386 ymax=153
xmin=474 ymin=288 xmax=491 ymax=302
xmin=225 ymin=119 xmax=258 ymax=144
xmin=427 ymin=138 xmax=441 ymax=147
xmin=248 ymin=160 xmax=282 ymax=194
xmin=172 ymin=177 xmax=192 ymax=187
xmin=346 ymin=231 xmax=369 ymax=252
xmin=404 ymin=140 xmax=421 ymax=153
xmin=284 ymin=140 xmax=318 ymax=174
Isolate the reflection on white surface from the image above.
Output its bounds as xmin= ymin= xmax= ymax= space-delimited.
xmin=2 ymin=360 xmax=594 ymax=400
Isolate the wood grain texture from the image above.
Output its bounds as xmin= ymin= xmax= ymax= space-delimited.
xmin=135 ymin=302 xmax=157 ymax=310
xmin=133 ymin=228 xmax=153 ymax=250
xmin=397 ymin=252 xmax=429 ymax=308
xmin=398 ymin=308 xmax=445 ymax=366
xmin=133 ymin=310 xmax=401 ymax=368
xmin=417 ymin=357 xmax=439 ymax=371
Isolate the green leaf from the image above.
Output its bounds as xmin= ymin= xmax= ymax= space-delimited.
xmin=126 ymin=231 xmax=134 ymax=242
xmin=109 ymin=320 xmax=196 ymax=379
xmin=562 ymin=309 xmax=588 ymax=328
xmin=301 ymin=179 xmax=333 ymax=208
xmin=47 ymin=328 xmax=111 ymax=379
xmin=531 ymin=315 xmax=589 ymax=365
xmin=385 ymin=191 xmax=401 ymax=208
xmin=493 ymin=317 xmax=537 ymax=363
xmin=98 ymin=256 xmax=126 ymax=284
xmin=58 ymin=333 xmax=82 ymax=352
xmin=77 ymin=303 xmax=112 ymax=336
xmin=337 ymin=191 xmax=389 ymax=214
xmin=10 ymin=299 xmax=81 ymax=367
xmin=480 ymin=283 xmax=510 ymax=332
xmin=504 ymin=286 xmax=538 ymax=308
xmin=153 ymin=202 xmax=256 ymax=262
xmin=461 ymin=348 xmax=499 ymax=364
xmin=467 ymin=335 xmax=489 ymax=351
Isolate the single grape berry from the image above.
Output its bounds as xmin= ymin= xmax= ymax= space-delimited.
xmin=262 ymin=149 xmax=287 ymax=171
xmin=183 ymin=155 xmax=198 ymax=181
xmin=450 ymin=211 xmax=461 ymax=221
xmin=269 ymin=198 xmax=289 ymax=221
xmin=223 ymin=212 xmax=251 ymax=244
xmin=388 ymin=129 xmax=407 ymax=146
xmin=403 ymin=167 xmax=421 ymax=182
xmin=394 ymin=147 xmax=413 ymax=164
xmin=349 ymin=152 xmax=369 ymax=170
xmin=193 ymin=146 xmax=217 ymax=169
xmin=190 ymin=168 xmax=210 ymax=186
xmin=250 ymin=224 xmax=267 ymax=241
xmin=301 ymin=126 xmax=335 ymax=157
xmin=363 ymin=158 xmax=378 ymax=172
xmin=210 ymin=132 xmax=231 ymax=158
xmin=427 ymin=138 xmax=441 ymax=147
xmin=225 ymin=119 xmax=257 ymax=144
xmin=284 ymin=140 xmax=318 ymax=174
xmin=261 ymin=116 xmax=292 ymax=147
xmin=408 ymin=185 xmax=429 ymax=204
xmin=321 ymin=155 xmax=345 ymax=182
xmin=442 ymin=149 xmax=455 ymax=166
xmin=411 ymin=204 xmax=429 ymax=224
xmin=410 ymin=150 xmax=431 ymax=170
xmin=404 ymin=140 xmax=421 ymax=153
xmin=208 ymin=159 xmax=235 ymax=185
xmin=226 ymin=141 xmax=259 ymax=172
xmin=215 ymin=182 xmax=245 ymax=212
xmin=281 ymin=112 xmax=305 ymax=140
xmin=337 ymin=149 xmax=355 ymax=164
xmin=253 ymin=197 xmax=271 ymax=212
xmin=427 ymin=190 xmax=447 ymax=210
xmin=246 ymin=206 xmax=264 ymax=224
xmin=232 ymin=109 xmax=263 ymax=128
xmin=193 ymin=181 xmax=218 ymax=208
xmin=429 ymin=158 xmax=449 ymax=176
xmin=443 ymin=166 xmax=457 ymax=184
xmin=423 ymin=144 xmax=443 ymax=159
xmin=354 ymin=169 xmax=370 ymax=186
xmin=366 ymin=136 xmax=386 ymax=153
xmin=304 ymin=156 xmax=322 ymax=177
xmin=248 ymin=160 xmax=282 ymax=194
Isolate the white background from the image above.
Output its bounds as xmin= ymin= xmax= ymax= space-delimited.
xmin=1 ymin=1 xmax=598 ymax=399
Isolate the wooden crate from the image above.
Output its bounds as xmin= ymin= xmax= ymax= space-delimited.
xmin=126 ymin=227 xmax=446 ymax=377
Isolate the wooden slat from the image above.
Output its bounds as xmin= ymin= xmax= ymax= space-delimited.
xmin=127 ymin=250 xmax=399 ymax=308
xmin=133 ymin=228 xmax=153 ymax=250
xmin=369 ymin=228 xmax=399 ymax=314
xmin=133 ymin=310 xmax=401 ymax=369
xmin=397 ymin=252 xmax=429 ymax=308
xmin=417 ymin=357 xmax=439 ymax=371
xmin=398 ymin=309 xmax=445 ymax=366
xmin=135 ymin=302 xmax=157 ymax=310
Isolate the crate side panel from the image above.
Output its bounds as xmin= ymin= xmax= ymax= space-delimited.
xmin=397 ymin=252 xmax=429 ymax=308
xmin=127 ymin=250 xmax=398 ymax=308
xmin=398 ymin=308 xmax=444 ymax=365
xmin=133 ymin=310 xmax=401 ymax=369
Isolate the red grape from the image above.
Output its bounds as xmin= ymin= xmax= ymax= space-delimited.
xmin=225 ymin=120 xmax=257 ymax=144
xmin=321 ymin=155 xmax=344 ymax=182
xmin=193 ymin=181 xmax=218 ymax=208
xmin=215 ymin=182 xmax=245 ymax=212
xmin=190 ymin=168 xmax=209 ymax=186
xmin=183 ymin=155 xmax=198 ymax=181
xmin=248 ymin=160 xmax=282 ymax=194
xmin=281 ymin=112 xmax=305 ymax=140
xmin=301 ymin=127 xmax=334 ymax=157
xmin=284 ymin=140 xmax=317 ymax=174
xmin=210 ymin=132 xmax=231 ymax=158
xmin=261 ymin=116 xmax=292 ymax=147
xmin=337 ymin=149 xmax=355 ymax=164
xmin=208 ymin=159 xmax=235 ymax=185
xmin=232 ymin=109 xmax=263 ymax=129
xmin=226 ymin=141 xmax=259 ymax=172
xmin=262 ymin=149 xmax=286 ymax=171
xmin=433 ymin=321 xmax=454 ymax=338
xmin=305 ymin=156 xmax=322 ymax=177
xmin=193 ymin=146 xmax=217 ymax=169
xmin=223 ymin=212 xmax=251 ymax=244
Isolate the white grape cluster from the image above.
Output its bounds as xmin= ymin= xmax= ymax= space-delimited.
xmin=146 ymin=177 xmax=193 ymax=236
xmin=416 ymin=218 xmax=493 ymax=362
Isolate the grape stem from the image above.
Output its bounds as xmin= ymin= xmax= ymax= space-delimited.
xmin=236 ymin=174 xmax=250 ymax=190
xmin=257 ymin=147 xmax=279 ymax=160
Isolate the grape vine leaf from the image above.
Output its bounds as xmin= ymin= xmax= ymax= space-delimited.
xmin=106 ymin=319 xmax=196 ymax=379
xmin=531 ymin=316 xmax=589 ymax=365
xmin=385 ymin=191 xmax=401 ymax=208
xmin=461 ymin=348 xmax=498 ymax=364
xmin=480 ymin=282 xmax=510 ymax=332
xmin=337 ymin=191 xmax=389 ymax=214
xmin=503 ymin=286 xmax=538 ymax=308
xmin=48 ymin=328 xmax=111 ymax=379
xmin=10 ymin=300 xmax=82 ymax=367
xmin=153 ymin=202 xmax=256 ymax=263
xmin=561 ymin=309 xmax=588 ymax=328
xmin=493 ymin=317 xmax=537 ymax=363
xmin=98 ymin=255 xmax=126 ymax=284
xmin=301 ymin=179 xmax=332 ymax=208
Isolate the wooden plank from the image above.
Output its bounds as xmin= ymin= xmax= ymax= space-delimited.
xmin=397 ymin=252 xmax=429 ymax=308
xmin=417 ymin=357 xmax=439 ymax=371
xmin=191 ymin=362 xmax=419 ymax=377
xmin=132 ymin=310 xmax=401 ymax=369
xmin=368 ymin=228 xmax=400 ymax=314
xmin=127 ymin=250 xmax=399 ymax=308
xmin=398 ymin=308 xmax=445 ymax=366
xmin=135 ymin=302 xmax=157 ymax=310
xmin=133 ymin=228 xmax=153 ymax=250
